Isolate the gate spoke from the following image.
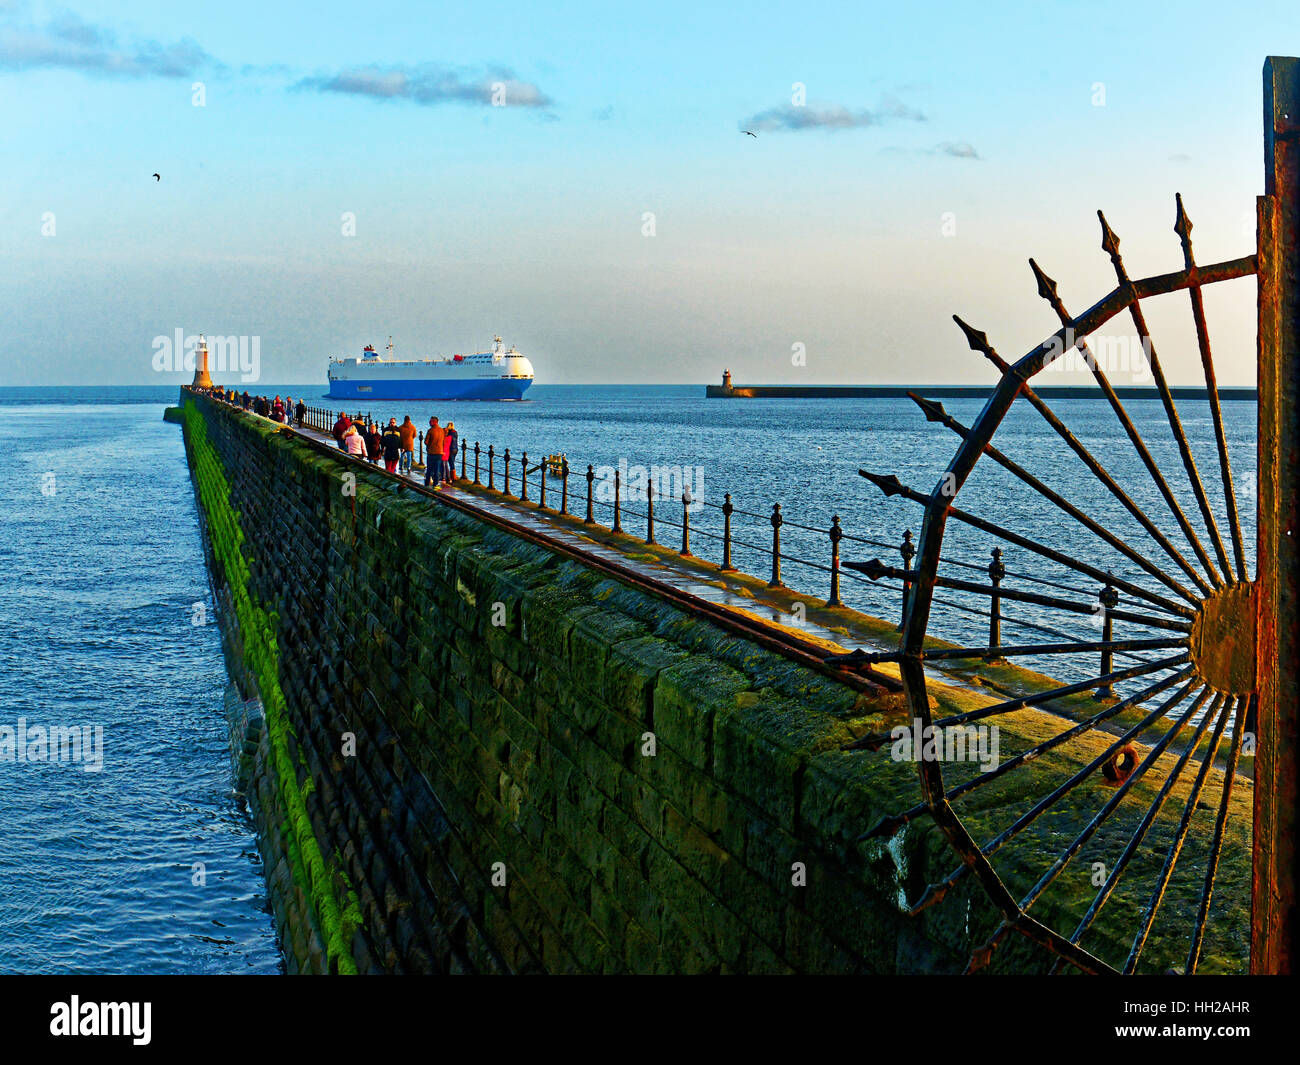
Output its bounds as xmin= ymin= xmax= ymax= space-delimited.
xmin=1175 ymin=194 xmax=1251 ymax=583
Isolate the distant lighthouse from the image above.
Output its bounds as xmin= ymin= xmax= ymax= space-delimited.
xmin=191 ymin=334 xmax=213 ymax=388
xmin=722 ymin=368 xmax=732 ymax=391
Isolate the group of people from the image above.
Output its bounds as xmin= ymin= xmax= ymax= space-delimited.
xmin=219 ymin=388 xmax=307 ymax=427
xmin=194 ymin=386 xmax=461 ymax=491
xmin=328 ymin=412 xmax=458 ymax=489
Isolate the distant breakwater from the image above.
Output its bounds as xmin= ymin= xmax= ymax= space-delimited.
xmin=706 ymin=382 xmax=1260 ymax=400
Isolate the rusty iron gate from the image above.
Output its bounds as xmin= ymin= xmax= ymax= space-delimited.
xmin=834 ymin=57 xmax=1298 ymax=974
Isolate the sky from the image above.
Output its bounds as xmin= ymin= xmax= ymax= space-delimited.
xmin=0 ymin=0 xmax=1292 ymax=386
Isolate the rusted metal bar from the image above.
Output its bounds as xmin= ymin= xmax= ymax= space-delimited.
xmin=904 ymin=669 xmax=1199 ymax=918
xmin=953 ymin=317 xmax=1215 ymax=598
xmin=915 ymin=676 xmax=1201 ymax=915
xmin=848 ymin=652 xmax=1190 ymax=758
xmin=1018 ymin=687 xmax=1214 ymax=914
xmin=863 ymin=470 xmax=1196 ymax=617
xmin=1253 ymin=54 xmax=1299 ymax=976
xmin=846 ymin=558 xmax=1189 ymax=631
xmin=905 ymin=391 xmax=1201 ymax=608
xmin=1032 ymin=250 xmax=1229 ymax=590
xmin=1176 ymin=194 xmax=1249 ymax=584
xmin=1125 ymin=694 xmax=1239 ymax=973
xmin=1069 ymin=693 xmax=1227 ymax=964
xmin=826 ymin=516 xmax=843 ymax=607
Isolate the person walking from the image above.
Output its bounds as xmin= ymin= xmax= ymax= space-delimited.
xmin=424 ymin=417 xmax=446 ymax=490
xmin=398 ymin=416 xmax=416 ymax=475
xmin=295 ymin=399 xmax=306 ymax=428
xmin=444 ymin=421 xmax=459 ymax=483
xmin=332 ymin=412 xmax=351 ymax=449
xmin=272 ymin=396 xmax=285 ymax=423
xmin=381 ymin=418 xmax=402 ymax=474
xmin=342 ymin=423 xmax=366 ymax=457
xmin=365 ymin=421 xmax=383 ymax=463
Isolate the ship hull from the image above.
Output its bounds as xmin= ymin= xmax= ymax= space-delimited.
xmin=327 ymin=377 xmax=532 ymax=401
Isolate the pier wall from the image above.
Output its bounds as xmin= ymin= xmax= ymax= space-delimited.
xmin=177 ymin=391 xmax=1066 ymax=974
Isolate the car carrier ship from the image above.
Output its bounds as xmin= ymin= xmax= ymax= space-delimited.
xmin=327 ymin=336 xmax=534 ymax=400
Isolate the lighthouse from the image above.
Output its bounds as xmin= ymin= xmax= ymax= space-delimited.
xmin=722 ymin=368 xmax=733 ymax=392
xmin=191 ymin=334 xmax=213 ymax=388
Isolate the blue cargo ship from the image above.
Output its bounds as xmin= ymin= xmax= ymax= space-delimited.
xmin=327 ymin=337 xmax=534 ymax=400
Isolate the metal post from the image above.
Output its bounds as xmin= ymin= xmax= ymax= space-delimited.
xmin=585 ymin=464 xmax=595 ymax=524
xmin=987 ymin=547 xmax=1005 ymax=660
xmin=1095 ymin=578 xmax=1119 ymax=699
xmin=613 ymin=469 xmax=622 ymax=532
xmin=504 ymin=448 xmax=512 ymax=496
xmin=461 ymin=439 xmax=467 ymax=479
xmin=899 ymin=529 xmax=916 ymax=630
xmin=1254 ymin=55 xmax=1300 ymax=975
xmin=474 ymin=442 xmax=481 ymax=485
xmin=488 ymin=445 xmax=495 ymax=489
xmin=560 ymin=459 xmax=569 ymax=516
xmin=721 ymin=493 xmax=736 ymax=571
xmin=538 ymin=455 xmax=546 ymax=510
xmin=768 ymin=503 xmax=783 ymax=588
xmin=826 ymin=515 xmax=843 ymax=608
xmin=418 ymin=431 xmax=424 ymax=466
xmin=520 ymin=451 xmax=528 ymax=501
xmin=681 ymin=491 xmax=691 ymax=556
xmin=646 ymin=477 xmax=656 ymax=544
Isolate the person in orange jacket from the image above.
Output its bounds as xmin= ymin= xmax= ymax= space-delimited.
xmin=425 ymin=417 xmax=446 ymax=490
xmin=398 ymin=416 xmax=417 ymax=474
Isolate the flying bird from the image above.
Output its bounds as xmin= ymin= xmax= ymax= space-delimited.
xmin=742 ymin=130 xmax=757 ymax=137
xmin=152 ymin=173 xmax=160 ymax=181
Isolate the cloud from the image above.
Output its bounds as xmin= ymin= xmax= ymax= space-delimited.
xmin=1169 ymin=152 xmax=1191 ymax=163
xmin=741 ymin=94 xmax=925 ymax=132
xmin=936 ymin=141 xmax=980 ymax=159
xmin=294 ymin=63 xmax=551 ymax=108
xmin=0 ymin=9 xmax=220 ymax=77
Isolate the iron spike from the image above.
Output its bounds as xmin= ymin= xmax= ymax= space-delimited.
xmin=952 ymin=313 xmax=992 ymax=354
xmin=907 ymin=391 xmax=949 ymax=424
xmin=1028 ymin=257 xmax=1060 ymax=304
xmin=858 ymin=470 xmax=906 ymax=496
xmin=1174 ymin=192 xmax=1194 ymax=246
xmin=842 ymin=557 xmax=889 ymax=580
xmin=1098 ymin=210 xmax=1122 ymax=262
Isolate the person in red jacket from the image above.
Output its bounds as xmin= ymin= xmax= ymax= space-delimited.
xmin=332 ymin=412 xmax=351 ymax=449
xmin=365 ymin=421 xmax=383 ymax=463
